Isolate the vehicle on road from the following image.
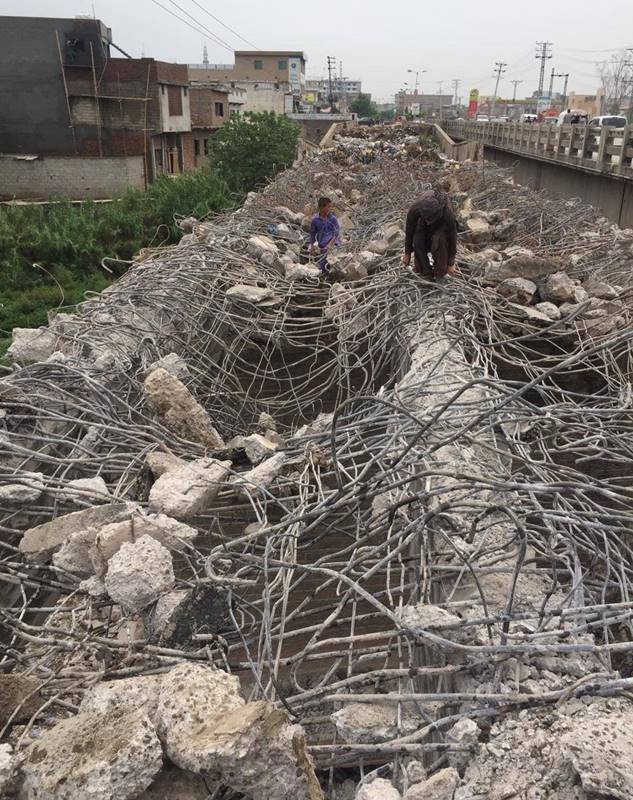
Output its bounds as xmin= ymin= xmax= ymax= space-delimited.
xmin=491 ymin=116 xmax=510 ymax=123
xmin=520 ymin=113 xmax=538 ymax=123
xmin=476 ymin=114 xmax=489 ymax=123
xmin=557 ymin=109 xmax=588 ymax=125
xmin=587 ymin=115 xmax=627 ymax=128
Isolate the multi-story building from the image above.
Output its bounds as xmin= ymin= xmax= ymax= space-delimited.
xmin=395 ymin=91 xmax=454 ymax=117
xmin=0 ymin=15 xmax=229 ymax=199
xmin=566 ymin=90 xmax=606 ymax=117
xmin=185 ymin=84 xmax=230 ymax=169
xmin=189 ymin=50 xmax=306 ymax=114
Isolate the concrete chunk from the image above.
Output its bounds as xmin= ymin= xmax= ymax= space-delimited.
xmin=497 ymin=277 xmax=537 ymax=305
xmin=144 ymin=368 xmax=225 ymax=449
xmin=79 ymin=675 xmax=161 ymax=724
xmin=403 ymin=768 xmax=459 ymax=800
xmin=0 ymin=472 xmax=44 ymax=504
xmin=243 ymin=433 xmax=279 ymax=465
xmin=233 ymin=452 xmax=287 ymax=497
xmin=148 ymin=458 xmax=231 ymax=519
xmin=20 ymin=503 xmax=132 ymax=564
xmin=20 ymin=708 xmax=163 ymax=800
xmin=357 ymin=779 xmax=402 ymax=800
xmin=104 ymin=535 xmax=175 ymax=613
xmin=226 ymin=284 xmax=276 ymax=304
xmin=540 ymin=271 xmax=577 ymax=303
xmin=7 ymin=327 xmax=57 ymax=364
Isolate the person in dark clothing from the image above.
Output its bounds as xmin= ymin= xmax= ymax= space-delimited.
xmin=402 ymin=188 xmax=457 ymax=280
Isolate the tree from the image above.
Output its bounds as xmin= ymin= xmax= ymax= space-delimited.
xmin=208 ymin=112 xmax=300 ymax=195
xmin=350 ymin=93 xmax=378 ymax=118
xmin=597 ymin=50 xmax=633 ymax=115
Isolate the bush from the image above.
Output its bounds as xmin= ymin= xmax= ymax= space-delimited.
xmin=208 ymin=112 xmax=299 ymax=195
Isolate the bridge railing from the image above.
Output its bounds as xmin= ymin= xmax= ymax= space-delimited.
xmin=444 ymin=120 xmax=633 ymax=177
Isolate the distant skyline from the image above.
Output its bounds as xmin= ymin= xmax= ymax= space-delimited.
xmin=4 ymin=0 xmax=633 ymax=102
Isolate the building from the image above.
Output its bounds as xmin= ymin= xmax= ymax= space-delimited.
xmin=189 ymin=50 xmax=306 ymax=114
xmin=395 ymin=91 xmax=454 ymax=117
xmin=566 ymin=90 xmax=606 ymax=117
xmin=185 ymin=84 xmax=230 ymax=169
xmin=0 ymin=15 xmax=229 ymax=200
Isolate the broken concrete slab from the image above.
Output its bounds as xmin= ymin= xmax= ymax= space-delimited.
xmin=79 ymin=675 xmax=161 ymax=724
xmin=20 ymin=708 xmax=163 ymax=800
xmin=164 ymin=699 xmax=323 ymax=800
xmin=535 ymin=301 xmax=562 ymax=321
xmin=144 ymin=368 xmax=225 ymax=449
xmin=0 ymin=675 xmax=44 ymax=729
xmin=333 ymin=698 xmax=420 ymax=744
xmin=285 ymin=264 xmax=321 ymax=282
xmin=59 ymin=476 xmax=110 ymax=504
xmin=582 ymin=277 xmax=619 ymax=300
xmin=466 ymin=217 xmax=491 ymax=243
xmin=0 ymin=472 xmax=44 ymax=504
xmin=104 ymin=535 xmax=175 ymax=613
xmin=506 ymin=303 xmax=555 ymax=325
xmin=19 ymin=503 xmax=133 ymax=564
xmin=148 ymin=458 xmax=231 ymax=519
xmin=156 ymin=662 xmax=244 ymax=767
xmin=403 ymin=768 xmax=459 ymax=800
xmin=226 ymin=284 xmax=278 ymax=305
xmin=397 ymin=602 xmax=462 ymax=633
xmin=483 ymin=254 xmax=561 ymax=285
xmin=7 ymin=327 xmax=57 ymax=365
xmin=497 ymin=277 xmax=537 ymax=305
xmin=540 ymin=271 xmax=577 ymax=304
xmin=147 ymin=353 xmax=190 ymax=380
xmin=146 ymin=451 xmax=186 ymax=478
xmin=0 ymin=743 xmax=16 ymax=798
xmin=243 ymin=433 xmax=279 ymax=465
xmin=233 ymin=452 xmax=287 ymax=498
xmin=357 ymin=778 xmax=402 ymax=800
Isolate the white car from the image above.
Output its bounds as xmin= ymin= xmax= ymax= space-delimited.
xmin=587 ymin=115 xmax=627 ymax=128
xmin=476 ymin=115 xmax=489 ymax=123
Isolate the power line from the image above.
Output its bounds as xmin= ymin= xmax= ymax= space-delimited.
xmin=148 ymin=0 xmax=230 ymax=50
xmin=163 ymin=0 xmax=235 ymax=52
xmin=327 ymin=56 xmax=336 ymax=108
xmin=185 ymin=0 xmax=259 ymax=50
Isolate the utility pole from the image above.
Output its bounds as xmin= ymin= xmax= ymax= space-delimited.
xmin=535 ymin=41 xmax=553 ymax=112
xmin=511 ymin=79 xmax=523 ymax=102
xmin=326 ymin=56 xmax=336 ymax=109
xmin=491 ymin=62 xmax=507 ymax=118
xmin=627 ymin=50 xmax=633 ymax=123
xmin=548 ymin=67 xmax=556 ymax=103
xmin=438 ymin=81 xmax=444 ymax=121
xmin=452 ymin=79 xmax=461 ymax=107
xmin=559 ymin=73 xmax=570 ymax=108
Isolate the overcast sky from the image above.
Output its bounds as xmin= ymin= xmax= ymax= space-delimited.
xmin=5 ymin=0 xmax=633 ymax=102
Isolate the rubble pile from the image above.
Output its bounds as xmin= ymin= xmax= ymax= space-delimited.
xmin=2 ymin=125 xmax=633 ymax=799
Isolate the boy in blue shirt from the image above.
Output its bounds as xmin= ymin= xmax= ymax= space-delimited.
xmin=309 ymin=197 xmax=341 ymax=275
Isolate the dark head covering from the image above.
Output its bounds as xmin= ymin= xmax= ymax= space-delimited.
xmin=417 ymin=190 xmax=444 ymax=226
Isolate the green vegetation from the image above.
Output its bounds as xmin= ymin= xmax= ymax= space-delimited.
xmin=208 ymin=111 xmax=300 ymax=195
xmin=0 ymin=112 xmax=299 ymax=354
xmin=350 ymin=93 xmax=378 ymax=119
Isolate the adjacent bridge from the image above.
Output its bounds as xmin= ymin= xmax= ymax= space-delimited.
xmin=443 ymin=119 xmax=633 ymax=228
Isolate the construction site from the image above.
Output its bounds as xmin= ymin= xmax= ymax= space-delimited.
xmin=2 ymin=123 xmax=633 ymax=800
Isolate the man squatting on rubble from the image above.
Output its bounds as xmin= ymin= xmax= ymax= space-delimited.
xmin=402 ymin=185 xmax=457 ymax=280
xmin=309 ymin=196 xmax=341 ymax=275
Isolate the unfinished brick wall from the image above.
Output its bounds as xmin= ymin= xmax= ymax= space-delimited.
xmin=0 ymin=155 xmax=146 ymax=200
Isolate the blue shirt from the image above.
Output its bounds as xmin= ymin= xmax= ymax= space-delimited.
xmin=309 ymin=212 xmax=341 ymax=249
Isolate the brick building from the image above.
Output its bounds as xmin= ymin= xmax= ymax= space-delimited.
xmin=184 ymin=84 xmax=230 ymax=169
xmin=0 ymin=15 xmax=229 ymax=199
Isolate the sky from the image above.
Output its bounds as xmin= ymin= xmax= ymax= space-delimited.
xmin=4 ymin=0 xmax=633 ymax=102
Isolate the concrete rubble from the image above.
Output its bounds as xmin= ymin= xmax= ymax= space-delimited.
xmin=2 ymin=123 xmax=633 ymax=800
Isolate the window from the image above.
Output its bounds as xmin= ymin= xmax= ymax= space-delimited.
xmin=167 ymin=85 xmax=183 ymax=116
xmin=204 ymin=139 xmax=210 ymax=155
xmin=278 ymin=59 xmax=288 ymax=70
xmin=194 ymin=139 xmax=201 ymax=157
xmin=161 ymin=85 xmax=165 ymax=95
xmin=254 ymin=59 xmax=263 ymax=70
xmin=183 ymin=86 xmax=188 ymax=96
xmin=214 ymin=102 xmax=225 ymax=117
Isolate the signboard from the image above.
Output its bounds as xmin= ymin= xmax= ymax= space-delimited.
xmin=468 ymin=89 xmax=479 ymax=119
xmin=289 ymin=59 xmax=301 ymax=92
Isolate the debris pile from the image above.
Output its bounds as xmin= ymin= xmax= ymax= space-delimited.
xmin=2 ymin=124 xmax=633 ymax=799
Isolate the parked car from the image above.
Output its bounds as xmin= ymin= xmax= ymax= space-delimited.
xmin=520 ymin=113 xmax=538 ymax=123
xmin=491 ymin=116 xmax=510 ymax=123
xmin=587 ymin=115 xmax=627 ymax=128
xmin=476 ymin=114 xmax=489 ymax=123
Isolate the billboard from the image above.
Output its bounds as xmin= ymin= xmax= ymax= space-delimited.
xmin=468 ymin=89 xmax=479 ymax=119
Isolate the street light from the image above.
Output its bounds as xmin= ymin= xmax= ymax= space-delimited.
xmin=407 ymin=68 xmax=427 ymax=118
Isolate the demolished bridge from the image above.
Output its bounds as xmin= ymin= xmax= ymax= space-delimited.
xmin=2 ymin=127 xmax=633 ymax=799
